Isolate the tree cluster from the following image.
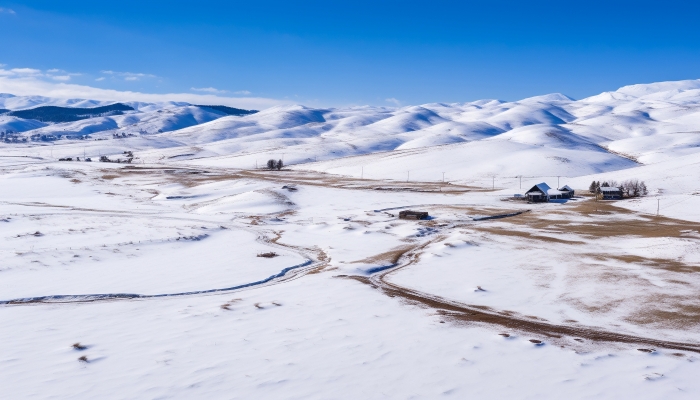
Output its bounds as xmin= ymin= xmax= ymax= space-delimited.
xmin=588 ymin=179 xmax=648 ymax=197
xmin=266 ymin=159 xmax=284 ymax=170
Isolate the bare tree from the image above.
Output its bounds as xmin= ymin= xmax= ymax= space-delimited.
xmin=620 ymin=179 xmax=649 ymax=197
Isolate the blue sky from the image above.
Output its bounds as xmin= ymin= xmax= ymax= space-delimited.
xmin=1 ymin=0 xmax=700 ymax=107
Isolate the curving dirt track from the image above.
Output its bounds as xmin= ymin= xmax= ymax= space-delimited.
xmin=345 ymin=243 xmax=700 ymax=353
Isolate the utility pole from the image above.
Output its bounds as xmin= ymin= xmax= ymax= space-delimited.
xmin=657 ymin=199 xmax=660 ymax=216
xmin=442 ymin=172 xmax=445 ymax=183
xmin=519 ymin=175 xmax=522 ymax=189
xmin=407 ymin=171 xmax=410 ymax=182
xmin=557 ymin=176 xmax=560 ymax=188
xmin=492 ymin=176 xmax=495 ymax=190
xmin=361 ymin=166 xmax=364 ymax=179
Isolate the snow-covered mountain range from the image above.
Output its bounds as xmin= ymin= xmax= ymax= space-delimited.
xmin=2 ymin=79 xmax=700 ymax=183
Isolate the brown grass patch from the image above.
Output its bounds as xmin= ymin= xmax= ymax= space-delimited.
xmin=588 ymin=254 xmax=699 ymax=274
xmin=508 ymin=201 xmax=700 ymax=239
xmin=476 ymin=227 xmax=586 ymax=245
xmin=350 ymin=245 xmax=416 ymax=266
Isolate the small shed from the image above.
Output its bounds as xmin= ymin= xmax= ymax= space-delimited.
xmin=525 ymin=182 xmax=551 ymax=202
xmin=399 ymin=210 xmax=429 ymax=220
xmin=558 ymin=185 xmax=574 ymax=198
xmin=600 ymin=187 xmax=622 ymax=200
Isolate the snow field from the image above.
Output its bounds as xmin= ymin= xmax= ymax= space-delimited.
xmin=2 ymin=271 xmax=700 ymax=399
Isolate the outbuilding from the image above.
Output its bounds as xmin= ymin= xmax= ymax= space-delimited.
xmin=600 ymin=187 xmax=622 ymax=200
xmin=399 ymin=210 xmax=429 ymax=220
xmin=558 ymin=185 xmax=574 ymax=198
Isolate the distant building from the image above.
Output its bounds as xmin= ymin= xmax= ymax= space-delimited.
xmin=525 ymin=183 xmax=551 ymax=202
xmin=558 ymin=185 xmax=574 ymax=198
xmin=399 ymin=210 xmax=429 ymax=220
xmin=600 ymin=187 xmax=622 ymax=200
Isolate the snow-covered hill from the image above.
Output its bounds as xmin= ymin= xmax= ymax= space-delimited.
xmin=3 ymin=78 xmax=700 ymax=183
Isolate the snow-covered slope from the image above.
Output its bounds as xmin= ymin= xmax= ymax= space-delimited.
xmin=0 ymin=116 xmax=48 ymax=133
xmin=7 ymin=106 xmax=226 ymax=139
xmin=0 ymin=93 xmax=116 ymax=110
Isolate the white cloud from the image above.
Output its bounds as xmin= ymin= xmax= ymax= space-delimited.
xmin=0 ymin=73 xmax=289 ymax=110
xmin=191 ymin=87 xmax=228 ymax=94
xmin=95 ymin=77 xmax=105 ymax=82
xmin=11 ymin=68 xmax=42 ymax=76
xmin=51 ymin=75 xmax=71 ymax=81
xmin=385 ymin=97 xmax=401 ymax=106
xmin=47 ymin=68 xmax=60 ymax=73
xmin=0 ymin=8 xmax=16 ymax=14
xmin=101 ymin=70 xmax=157 ymax=81
xmin=234 ymin=90 xmax=252 ymax=95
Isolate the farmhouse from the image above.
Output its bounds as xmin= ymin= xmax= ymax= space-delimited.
xmin=399 ymin=210 xmax=429 ymax=220
xmin=525 ymin=183 xmax=551 ymax=202
xmin=600 ymin=186 xmax=622 ymax=200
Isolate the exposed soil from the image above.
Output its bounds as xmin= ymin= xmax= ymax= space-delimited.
xmin=113 ymin=166 xmax=489 ymax=193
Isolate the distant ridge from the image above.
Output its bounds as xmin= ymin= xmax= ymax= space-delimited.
xmin=195 ymin=105 xmax=258 ymax=116
xmin=0 ymin=109 xmax=9 ymax=114
xmin=7 ymin=103 xmax=135 ymax=123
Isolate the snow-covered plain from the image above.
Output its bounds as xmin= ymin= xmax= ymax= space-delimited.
xmin=2 ymin=79 xmax=700 ymax=399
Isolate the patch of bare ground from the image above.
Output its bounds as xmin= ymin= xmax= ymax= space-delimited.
xmin=500 ymin=201 xmax=700 ymax=239
xmin=626 ymin=300 xmax=700 ymax=330
xmin=110 ymin=166 xmax=486 ymax=193
xmin=476 ymin=227 xmax=586 ymax=245
xmin=350 ymin=245 xmax=416 ymax=266
xmin=554 ymin=249 xmax=700 ymax=333
xmin=589 ymin=254 xmax=700 ymax=274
